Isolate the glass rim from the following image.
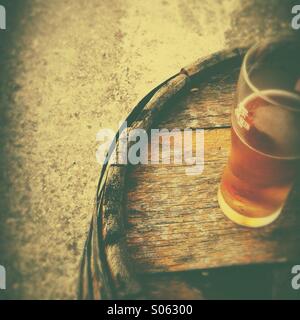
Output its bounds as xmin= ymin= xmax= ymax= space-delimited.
xmin=242 ymin=37 xmax=300 ymax=112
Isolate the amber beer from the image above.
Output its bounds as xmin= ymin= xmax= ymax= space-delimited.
xmin=218 ymin=38 xmax=300 ymax=227
xmin=219 ymin=93 xmax=300 ymax=227
xmin=219 ymin=92 xmax=300 ymax=227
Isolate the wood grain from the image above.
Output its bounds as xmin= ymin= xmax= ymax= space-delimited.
xmin=79 ymin=71 xmax=190 ymax=299
xmin=158 ymin=60 xmax=240 ymax=129
xmin=125 ymin=65 xmax=300 ymax=273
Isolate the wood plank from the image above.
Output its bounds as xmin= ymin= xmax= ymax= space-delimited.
xmin=125 ymin=128 xmax=300 ymax=273
xmin=157 ymin=59 xmax=240 ymax=130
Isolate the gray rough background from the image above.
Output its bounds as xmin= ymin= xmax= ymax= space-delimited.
xmin=0 ymin=0 xmax=298 ymax=299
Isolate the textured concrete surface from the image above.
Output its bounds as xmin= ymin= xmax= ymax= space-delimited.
xmin=0 ymin=0 xmax=297 ymax=299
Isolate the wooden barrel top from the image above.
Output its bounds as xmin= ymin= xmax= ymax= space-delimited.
xmin=79 ymin=49 xmax=300 ymax=300
xmin=125 ymin=54 xmax=300 ymax=274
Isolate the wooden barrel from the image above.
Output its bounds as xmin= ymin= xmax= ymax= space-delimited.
xmin=79 ymin=48 xmax=300 ymax=300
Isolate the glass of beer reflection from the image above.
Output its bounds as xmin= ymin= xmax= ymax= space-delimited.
xmin=218 ymin=37 xmax=300 ymax=228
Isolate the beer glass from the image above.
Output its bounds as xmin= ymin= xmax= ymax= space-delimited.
xmin=218 ymin=37 xmax=300 ymax=228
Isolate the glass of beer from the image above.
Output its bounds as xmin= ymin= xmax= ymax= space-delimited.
xmin=218 ymin=37 xmax=300 ymax=228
